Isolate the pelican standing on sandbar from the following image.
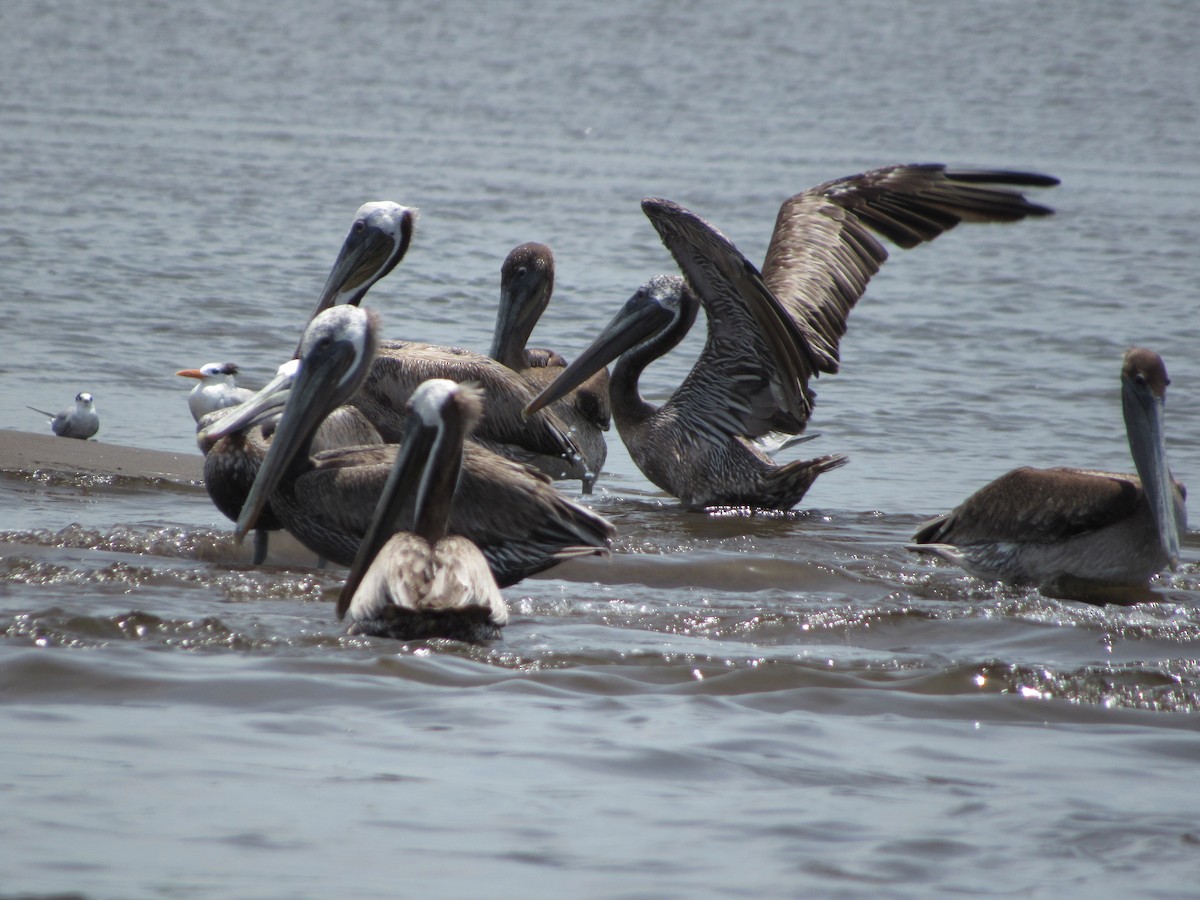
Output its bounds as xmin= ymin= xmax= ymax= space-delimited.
xmin=302 ymin=202 xmax=587 ymax=475
xmin=525 ymin=163 xmax=1059 ymax=510
xmin=337 ymin=380 xmax=508 ymax=643
xmin=490 ymin=242 xmax=611 ymax=491
xmin=230 ymin=305 xmax=615 ymax=586
xmin=908 ymin=347 xmax=1185 ymax=596
xmin=28 ymin=392 xmax=100 ymax=440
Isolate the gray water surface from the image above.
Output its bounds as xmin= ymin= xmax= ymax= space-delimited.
xmin=2 ymin=1 xmax=1200 ymax=896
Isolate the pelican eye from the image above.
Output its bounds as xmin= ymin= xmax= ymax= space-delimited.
xmin=309 ymin=333 xmax=335 ymax=355
xmin=352 ymin=220 xmax=366 ymax=234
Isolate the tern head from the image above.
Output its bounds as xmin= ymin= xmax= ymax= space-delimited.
xmin=177 ymin=362 xmax=240 ymax=383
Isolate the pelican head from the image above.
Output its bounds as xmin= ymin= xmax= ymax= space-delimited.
xmin=236 ymin=305 xmax=381 ymax=540
xmin=304 ymin=201 xmax=417 ymax=329
xmin=336 ymin=379 xmax=485 ymax=619
xmin=524 ymin=274 xmax=695 ymax=418
xmin=490 ymin=242 xmax=556 ymax=368
xmin=1121 ymin=347 xmax=1183 ymax=570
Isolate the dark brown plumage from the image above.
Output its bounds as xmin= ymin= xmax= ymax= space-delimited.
xmin=490 ymin=242 xmax=610 ymax=490
xmin=237 ymin=306 xmax=615 ymax=587
xmin=909 ymin=348 xmax=1186 ymax=594
xmin=527 ymin=163 xmax=1059 ymax=510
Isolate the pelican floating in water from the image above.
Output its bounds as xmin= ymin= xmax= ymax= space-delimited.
xmin=302 ymin=202 xmax=587 ymax=475
xmin=526 ymin=163 xmax=1059 ymax=510
xmin=337 ymin=380 xmax=508 ymax=642
xmin=490 ymin=242 xmax=611 ymax=491
xmin=908 ymin=347 xmax=1185 ymax=596
xmin=28 ymin=392 xmax=99 ymax=440
xmin=177 ymin=362 xmax=255 ymax=423
xmin=232 ymin=305 xmax=614 ymax=586
xmin=196 ymin=360 xmax=382 ymax=565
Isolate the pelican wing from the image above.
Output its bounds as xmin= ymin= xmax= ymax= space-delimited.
xmin=642 ymin=198 xmax=820 ymax=442
xmin=348 ymin=534 xmax=437 ymax=621
xmin=761 ymin=164 xmax=1059 ymax=376
xmin=430 ymin=537 xmax=508 ymax=621
xmin=290 ymin=442 xmax=613 ymax=584
xmin=453 ymin=443 xmax=615 ymax=582
xmin=914 ymin=467 xmax=1144 ymax=546
xmin=356 ymin=341 xmax=584 ymax=459
xmin=296 ymin=447 xmax=396 ymax=555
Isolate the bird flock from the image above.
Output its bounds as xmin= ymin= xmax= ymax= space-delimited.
xmin=160 ymin=162 xmax=1185 ymax=639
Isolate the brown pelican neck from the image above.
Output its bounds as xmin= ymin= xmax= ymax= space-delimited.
xmin=490 ymin=242 xmax=555 ymax=369
xmin=336 ymin=380 xmax=480 ymax=619
xmin=609 ymin=275 xmax=699 ymax=418
xmin=237 ymin=306 xmax=379 ymax=540
xmin=1121 ymin=347 xmax=1180 ymax=568
xmin=411 ymin=390 xmax=474 ymax=544
xmin=523 ymin=274 xmax=691 ymax=420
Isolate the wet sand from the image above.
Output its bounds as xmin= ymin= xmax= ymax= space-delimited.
xmin=0 ymin=429 xmax=203 ymax=484
xmin=0 ymin=428 xmax=333 ymax=567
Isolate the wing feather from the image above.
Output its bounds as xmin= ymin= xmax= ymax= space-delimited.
xmin=762 ymin=165 xmax=1059 ymax=380
xmin=642 ymin=199 xmax=817 ymax=440
xmin=643 ymin=164 xmax=1056 ymax=444
xmin=915 ymin=467 xmax=1143 ymax=546
xmin=353 ymin=341 xmax=583 ymax=460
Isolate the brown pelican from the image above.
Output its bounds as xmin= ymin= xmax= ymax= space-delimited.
xmin=526 ymin=164 xmax=1059 ymax=510
xmin=28 ymin=392 xmax=99 ymax=440
xmin=490 ymin=242 xmax=611 ymax=491
xmin=908 ymin=347 xmax=1185 ymax=596
xmin=303 ymin=202 xmax=586 ymax=475
xmin=232 ymin=305 xmax=615 ymax=586
xmin=176 ymin=362 xmax=255 ymax=423
xmin=336 ymin=380 xmax=508 ymax=642
xmin=196 ymin=360 xmax=382 ymax=565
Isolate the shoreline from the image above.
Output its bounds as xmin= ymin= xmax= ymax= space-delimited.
xmin=0 ymin=428 xmax=204 ymax=485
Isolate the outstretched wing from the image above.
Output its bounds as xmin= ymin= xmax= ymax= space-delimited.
xmin=643 ymin=165 xmax=1057 ymax=442
xmin=761 ymin=164 xmax=1059 ymax=376
xmin=642 ymin=198 xmax=819 ymax=444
